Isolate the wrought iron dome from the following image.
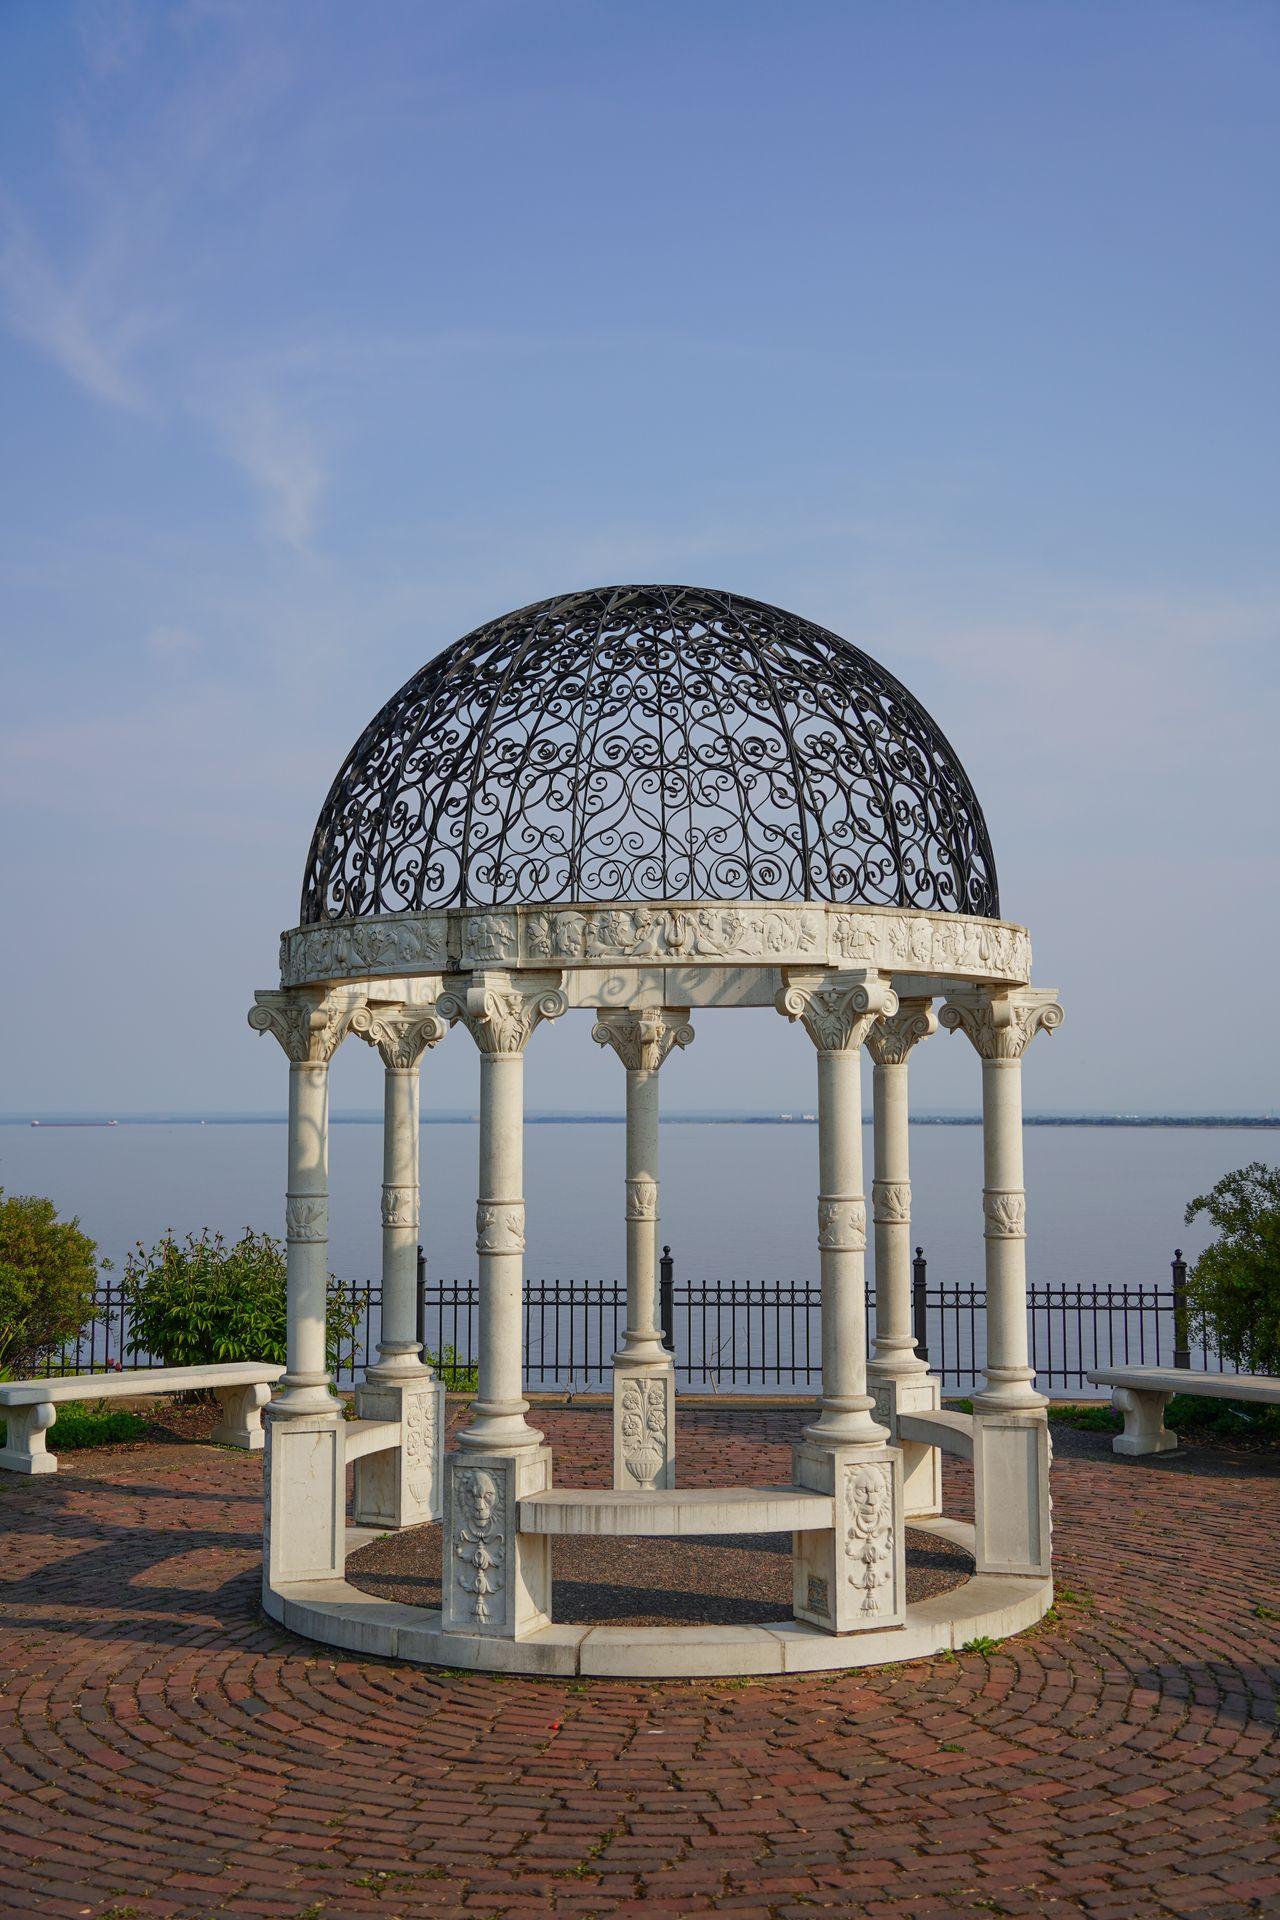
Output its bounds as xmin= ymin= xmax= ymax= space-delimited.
xmin=300 ymin=585 xmax=999 ymax=925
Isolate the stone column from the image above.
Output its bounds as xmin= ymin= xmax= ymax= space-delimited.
xmin=866 ymin=998 xmax=941 ymax=1517
xmin=436 ymin=972 xmax=565 ymax=1640
xmin=940 ymin=985 xmax=1063 ymax=1576
xmin=348 ymin=1001 xmax=449 ymax=1528
xmin=592 ymin=1007 xmax=693 ymax=1490
xmin=776 ymin=970 xmax=906 ymax=1634
xmin=248 ymin=991 xmax=353 ymax=1590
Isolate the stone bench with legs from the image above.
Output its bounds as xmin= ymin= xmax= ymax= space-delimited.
xmin=1086 ymin=1366 xmax=1280 ymax=1456
xmin=0 ymin=1363 xmax=284 ymax=1475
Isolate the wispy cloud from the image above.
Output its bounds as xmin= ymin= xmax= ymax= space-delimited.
xmin=0 ymin=205 xmax=159 ymax=409
xmin=146 ymin=623 xmax=202 ymax=658
xmin=209 ymin=392 xmax=327 ymax=549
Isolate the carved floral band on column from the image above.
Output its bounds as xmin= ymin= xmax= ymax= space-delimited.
xmin=476 ymin=1202 xmax=526 ymax=1254
xmin=939 ymin=987 xmax=1064 ymax=1061
xmin=248 ymin=991 xmax=356 ymax=1064
xmin=349 ymin=1001 xmax=449 ymax=1069
xmin=591 ymin=1007 xmax=695 ymax=1073
xmin=381 ymin=1185 xmax=418 ymax=1228
xmin=864 ymin=997 xmax=938 ymax=1068
xmin=872 ymin=1180 xmax=912 ymax=1226
xmin=437 ymin=972 xmax=568 ymax=1054
xmin=817 ymin=1196 xmax=868 ymax=1251
xmin=625 ymin=1178 xmax=659 ymax=1221
xmin=983 ymin=1191 xmax=1027 ymax=1238
xmin=775 ymin=971 xmax=898 ymax=1052
xmin=285 ymin=1195 xmax=327 ymax=1242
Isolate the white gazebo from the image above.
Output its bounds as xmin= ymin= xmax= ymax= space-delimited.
xmin=250 ymin=585 xmax=1062 ymax=1677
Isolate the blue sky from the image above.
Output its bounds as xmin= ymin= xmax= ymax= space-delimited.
xmin=1 ymin=0 xmax=1277 ymax=1116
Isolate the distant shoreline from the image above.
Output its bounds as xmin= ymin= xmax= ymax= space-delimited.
xmin=5 ymin=1113 xmax=1278 ymax=1130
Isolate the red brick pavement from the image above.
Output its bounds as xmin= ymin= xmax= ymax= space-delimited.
xmin=0 ymin=1406 xmax=1277 ymax=1920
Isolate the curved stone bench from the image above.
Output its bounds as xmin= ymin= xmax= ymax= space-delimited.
xmin=0 ymin=1363 xmax=284 ymax=1475
xmin=518 ymin=1484 xmax=835 ymax=1536
xmin=1087 ymin=1366 xmax=1280 ymax=1456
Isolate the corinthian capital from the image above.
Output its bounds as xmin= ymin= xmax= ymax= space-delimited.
xmin=775 ymin=970 xmax=898 ymax=1053
xmin=939 ymin=987 xmax=1063 ymax=1061
xmin=248 ymin=990 xmax=355 ymax=1064
xmin=437 ymin=971 xmax=567 ymax=1055
xmin=592 ymin=1007 xmax=694 ymax=1074
xmin=865 ymin=997 xmax=938 ymax=1067
xmin=350 ymin=1001 xmax=448 ymax=1070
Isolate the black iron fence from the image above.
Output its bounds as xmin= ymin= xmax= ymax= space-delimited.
xmin=37 ymin=1249 xmax=1237 ymax=1398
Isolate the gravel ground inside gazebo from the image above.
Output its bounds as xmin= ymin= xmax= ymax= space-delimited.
xmin=1 ymin=1402 xmax=1277 ymax=1920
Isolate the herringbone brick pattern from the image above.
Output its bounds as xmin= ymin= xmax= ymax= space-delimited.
xmin=0 ymin=1407 xmax=1276 ymax=1919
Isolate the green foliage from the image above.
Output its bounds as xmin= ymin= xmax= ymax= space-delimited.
xmin=0 ymin=1399 xmax=150 ymax=1454
xmin=1185 ymin=1162 xmax=1280 ymax=1375
xmin=0 ymin=1189 xmax=101 ymax=1378
xmin=426 ymin=1344 xmax=478 ymax=1392
xmin=961 ymin=1635 xmax=1001 ymax=1655
xmin=1049 ymin=1403 xmax=1121 ymax=1432
xmin=121 ymin=1228 xmax=365 ymax=1378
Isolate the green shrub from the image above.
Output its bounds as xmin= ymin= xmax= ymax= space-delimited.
xmin=0 ymin=1398 xmax=151 ymax=1453
xmin=121 ymin=1228 xmax=365 ymax=1377
xmin=1185 ymin=1163 xmax=1280 ymax=1376
xmin=0 ymin=1189 xmax=101 ymax=1379
xmin=426 ymin=1344 xmax=478 ymax=1392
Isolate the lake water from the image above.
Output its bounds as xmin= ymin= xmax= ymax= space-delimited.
xmin=2 ymin=1117 xmax=1263 ymax=1297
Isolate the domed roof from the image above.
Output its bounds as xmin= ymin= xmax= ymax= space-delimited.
xmin=300 ymin=585 xmax=998 ymax=926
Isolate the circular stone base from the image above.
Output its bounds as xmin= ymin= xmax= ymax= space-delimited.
xmin=264 ymin=1519 xmax=1054 ymax=1678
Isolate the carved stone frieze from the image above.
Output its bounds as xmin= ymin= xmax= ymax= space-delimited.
xmin=381 ymin=1184 xmax=418 ymax=1229
xmin=280 ymin=916 xmax=448 ymax=988
xmin=403 ymin=1386 xmax=438 ymax=1510
xmin=776 ymin=972 xmax=898 ymax=1053
xmin=865 ymin=998 xmax=938 ymax=1067
xmin=249 ymin=994 xmax=354 ymax=1064
xmin=619 ymin=1377 xmax=668 ymax=1488
xmin=285 ymin=1195 xmax=327 ymax=1242
xmin=476 ymin=1202 xmax=526 ymax=1254
xmin=437 ymin=973 xmax=567 ymax=1055
xmin=845 ymin=1461 xmax=896 ymax=1617
xmin=817 ymin=1196 xmax=867 ymax=1252
xmin=940 ymin=988 xmax=1064 ymax=1061
xmin=983 ymin=1190 xmax=1027 ymax=1238
xmin=592 ymin=1007 xmax=694 ymax=1074
xmin=350 ymin=1002 xmax=448 ymax=1069
xmin=278 ymin=903 xmax=1034 ymax=990
xmin=451 ymin=1467 xmax=505 ymax=1624
xmin=625 ymin=1178 xmax=659 ymax=1221
xmin=872 ymin=1180 xmax=912 ymax=1226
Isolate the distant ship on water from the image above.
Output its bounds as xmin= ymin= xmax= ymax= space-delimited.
xmin=30 ymin=1118 xmax=119 ymax=1128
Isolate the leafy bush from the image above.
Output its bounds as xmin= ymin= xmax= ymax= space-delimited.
xmin=0 ymin=1398 xmax=151 ymax=1453
xmin=426 ymin=1344 xmax=478 ymax=1392
xmin=122 ymin=1228 xmax=365 ymax=1377
xmin=1185 ymin=1163 xmax=1280 ymax=1376
xmin=0 ymin=1189 xmax=102 ymax=1379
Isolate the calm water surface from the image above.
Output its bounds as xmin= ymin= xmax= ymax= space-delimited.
xmin=0 ymin=1120 xmax=1265 ymax=1293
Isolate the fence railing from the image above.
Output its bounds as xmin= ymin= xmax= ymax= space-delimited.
xmin=38 ymin=1250 xmax=1235 ymax=1397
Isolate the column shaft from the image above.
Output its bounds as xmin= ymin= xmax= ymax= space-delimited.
xmin=620 ymin=1067 xmax=665 ymax=1361
xmin=460 ymin=1051 xmax=541 ymax=1449
xmin=279 ymin=1059 xmax=336 ymax=1416
xmin=978 ymin=1055 xmax=1043 ymax=1411
xmin=869 ymin=1061 xmax=925 ymax=1377
xmin=810 ymin=1047 xmax=882 ymax=1445
xmin=374 ymin=1064 xmax=423 ymax=1374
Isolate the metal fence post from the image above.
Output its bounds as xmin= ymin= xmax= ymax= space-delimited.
xmin=1172 ymin=1248 xmax=1190 ymax=1369
xmin=660 ymin=1244 xmax=675 ymax=1353
xmin=912 ymin=1246 xmax=929 ymax=1365
xmin=416 ymin=1243 xmax=426 ymax=1363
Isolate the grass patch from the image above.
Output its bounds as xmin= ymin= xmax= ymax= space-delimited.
xmin=0 ymin=1399 xmax=152 ymax=1452
xmin=1049 ymin=1396 xmax=1280 ymax=1440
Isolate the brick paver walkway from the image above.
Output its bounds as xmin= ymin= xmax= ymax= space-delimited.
xmin=0 ymin=1407 xmax=1277 ymax=1920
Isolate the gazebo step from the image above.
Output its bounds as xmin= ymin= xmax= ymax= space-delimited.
xmin=517 ymin=1485 xmax=835 ymax=1537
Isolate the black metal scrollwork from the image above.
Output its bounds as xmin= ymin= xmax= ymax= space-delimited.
xmin=300 ymin=585 xmax=998 ymax=924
